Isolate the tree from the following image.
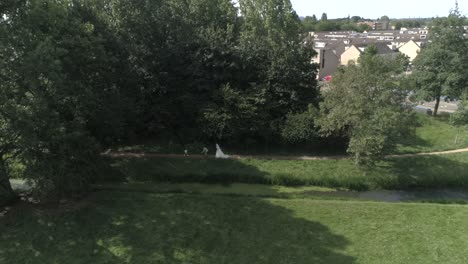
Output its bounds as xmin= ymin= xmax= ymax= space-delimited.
xmin=393 ymin=21 xmax=403 ymax=30
xmin=321 ymin=13 xmax=327 ymax=21
xmin=351 ymin=16 xmax=361 ymax=23
xmin=450 ymin=96 xmax=468 ymax=144
xmin=0 ymin=0 xmax=129 ymax=203
xmin=380 ymin=15 xmax=390 ymax=21
xmin=311 ymin=14 xmax=318 ymax=23
xmin=281 ymin=105 xmax=320 ymax=143
xmin=112 ymin=0 xmax=243 ymax=142
xmin=318 ymin=51 xmax=414 ymax=164
xmin=0 ymin=0 xmax=322 ymax=205
xmin=302 ymin=15 xmax=318 ymax=32
xmin=225 ymin=0 xmax=319 ymax=142
xmin=315 ymin=21 xmax=339 ymax=32
xmin=411 ymin=5 xmax=468 ymax=116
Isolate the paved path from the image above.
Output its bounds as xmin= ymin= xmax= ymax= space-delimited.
xmin=105 ymin=147 xmax=468 ymax=161
xmin=418 ymin=100 xmax=459 ymax=113
xmin=389 ymin=148 xmax=468 ymax=158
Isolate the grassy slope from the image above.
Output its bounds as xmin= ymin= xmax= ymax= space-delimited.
xmin=396 ymin=114 xmax=468 ymax=154
xmin=115 ymin=113 xmax=468 ymax=156
xmin=104 ymin=152 xmax=468 ymax=191
xmin=2 ymin=191 xmax=468 ymax=264
xmin=94 ymin=182 xmax=338 ymax=196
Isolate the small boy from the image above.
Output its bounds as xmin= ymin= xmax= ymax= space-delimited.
xmin=202 ymin=147 xmax=209 ymax=156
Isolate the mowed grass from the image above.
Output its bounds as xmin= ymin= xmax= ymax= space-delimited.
xmin=2 ymin=191 xmax=468 ymax=264
xmin=104 ymin=152 xmax=468 ymax=191
xmin=396 ymin=113 xmax=468 ymax=154
xmin=94 ymin=182 xmax=361 ymax=201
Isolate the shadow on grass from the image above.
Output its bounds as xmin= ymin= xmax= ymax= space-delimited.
xmin=395 ymin=132 xmax=432 ymax=152
xmin=101 ymin=157 xmax=278 ymax=185
xmin=384 ymin=154 xmax=468 ymax=190
xmin=0 ymin=192 xmax=356 ymax=264
xmin=102 ymin=154 xmax=468 ymax=191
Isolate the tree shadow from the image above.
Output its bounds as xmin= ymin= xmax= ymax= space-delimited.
xmin=385 ymin=154 xmax=468 ymax=190
xmin=394 ymin=132 xmax=432 ymax=153
xmin=0 ymin=158 xmax=356 ymax=264
xmin=393 ymin=113 xmax=433 ymax=153
xmin=102 ymin=157 xmax=280 ymax=185
xmin=0 ymin=193 xmax=355 ymax=264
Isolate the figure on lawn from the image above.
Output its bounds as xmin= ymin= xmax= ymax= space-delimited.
xmin=215 ymin=144 xmax=229 ymax=159
xmin=202 ymin=147 xmax=209 ymax=156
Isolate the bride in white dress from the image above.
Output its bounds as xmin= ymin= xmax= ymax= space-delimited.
xmin=215 ymin=144 xmax=230 ymax=159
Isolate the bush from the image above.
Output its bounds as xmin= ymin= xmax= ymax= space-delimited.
xmin=24 ymin=132 xmax=100 ymax=202
xmin=281 ymin=105 xmax=320 ymax=144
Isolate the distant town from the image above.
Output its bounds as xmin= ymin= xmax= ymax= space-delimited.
xmin=304 ymin=15 xmax=468 ymax=79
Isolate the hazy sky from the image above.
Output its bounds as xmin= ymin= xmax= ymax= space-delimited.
xmin=290 ymin=0 xmax=468 ymax=19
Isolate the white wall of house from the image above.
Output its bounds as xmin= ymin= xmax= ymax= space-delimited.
xmin=399 ymin=40 xmax=420 ymax=62
xmin=341 ymin=46 xmax=361 ymax=65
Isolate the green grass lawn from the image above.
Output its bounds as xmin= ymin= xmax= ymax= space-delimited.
xmin=5 ymin=114 xmax=468 ymax=263
xmin=395 ymin=113 xmax=468 ymax=154
xmin=2 ymin=191 xmax=468 ymax=264
xmin=103 ymin=152 xmax=468 ymax=191
xmin=114 ymin=113 xmax=468 ymax=156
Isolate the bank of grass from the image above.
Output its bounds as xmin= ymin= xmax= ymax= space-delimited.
xmin=93 ymin=182 xmax=356 ymax=200
xmin=115 ymin=113 xmax=468 ymax=156
xmin=2 ymin=191 xmax=468 ymax=264
xmin=103 ymin=152 xmax=468 ymax=191
xmin=395 ymin=113 xmax=468 ymax=154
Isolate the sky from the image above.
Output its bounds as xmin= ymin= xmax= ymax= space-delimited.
xmin=290 ymin=0 xmax=468 ymax=19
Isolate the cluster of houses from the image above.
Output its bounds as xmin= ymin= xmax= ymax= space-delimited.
xmin=311 ymin=28 xmax=429 ymax=79
xmin=357 ymin=20 xmax=391 ymax=30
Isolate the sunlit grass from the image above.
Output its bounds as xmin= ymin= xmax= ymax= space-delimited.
xmin=2 ymin=192 xmax=468 ymax=264
xmin=396 ymin=113 xmax=468 ymax=154
xmin=102 ymin=152 xmax=468 ymax=191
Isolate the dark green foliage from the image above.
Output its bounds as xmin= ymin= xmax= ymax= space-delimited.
xmin=392 ymin=19 xmax=424 ymax=30
xmin=106 ymin=152 xmax=468 ymax=191
xmin=451 ymin=99 xmax=468 ymax=127
xmin=0 ymin=0 xmax=135 ymax=201
xmin=380 ymin=15 xmax=390 ymax=21
xmin=4 ymin=190 xmax=468 ymax=263
xmin=112 ymin=0 xmax=318 ymax=143
xmin=0 ymin=159 xmax=18 ymax=207
xmin=350 ymin=16 xmax=361 ymax=23
xmin=319 ymin=50 xmax=414 ymax=164
xmin=450 ymin=95 xmax=468 ymax=145
xmin=302 ymin=17 xmax=372 ymax=33
xmin=411 ymin=5 xmax=468 ymax=116
xmin=281 ymin=105 xmax=320 ymax=143
xmin=0 ymin=0 xmax=320 ymax=204
xmin=321 ymin=13 xmax=328 ymax=21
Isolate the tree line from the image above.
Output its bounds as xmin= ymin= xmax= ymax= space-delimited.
xmin=1 ymin=0 xmax=467 ymax=205
xmin=302 ymin=14 xmax=372 ymax=32
xmin=0 ymin=0 xmax=319 ymax=204
xmin=302 ymin=14 xmax=432 ymax=33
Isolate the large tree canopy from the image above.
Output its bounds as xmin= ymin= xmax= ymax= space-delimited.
xmin=318 ymin=50 xmax=414 ymax=164
xmin=412 ymin=5 xmax=468 ymax=116
xmin=0 ymin=0 xmax=319 ymax=204
xmin=0 ymin=0 xmax=133 ymax=202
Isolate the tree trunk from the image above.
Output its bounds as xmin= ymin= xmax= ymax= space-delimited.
xmin=455 ymin=127 xmax=461 ymax=145
xmin=0 ymin=159 xmax=17 ymax=207
xmin=433 ymin=95 xmax=441 ymax=117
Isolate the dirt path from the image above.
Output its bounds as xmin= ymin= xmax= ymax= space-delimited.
xmin=389 ymin=148 xmax=468 ymax=158
xmin=105 ymin=147 xmax=468 ymax=161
